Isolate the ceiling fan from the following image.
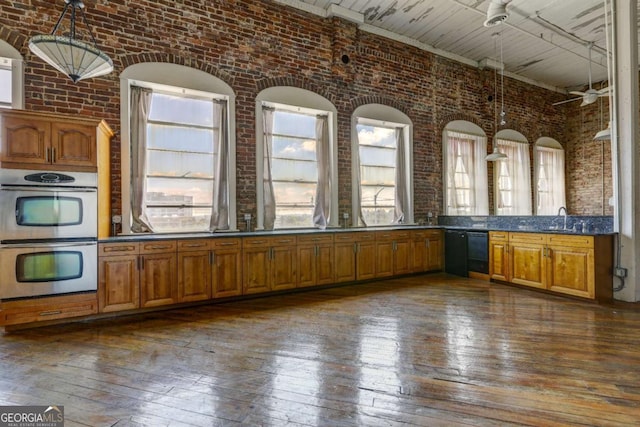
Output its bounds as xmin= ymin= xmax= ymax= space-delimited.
xmin=554 ymin=43 xmax=610 ymax=107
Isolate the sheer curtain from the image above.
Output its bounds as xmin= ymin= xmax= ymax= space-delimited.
xmin=210 ymin=100 xmax=229 ymax=230
xmin=313 ymin=114 xmax=331 ymax=228
xmin=393 ymin=128 xmax=408 ymax=223
xmin=353 ymin=124 xmax=367 ymax=227
xmin=535 ymin=146 xmax=566 ymax=215
xmin=497 ymin=139 xmax=532 ymax=215
xmin=130 ymin=86 xmax=154 ymax=233
xmin=262 ymin=106 xmax=276 ymax=230
xmin=445 ymin=131 xmax=488 ymax=215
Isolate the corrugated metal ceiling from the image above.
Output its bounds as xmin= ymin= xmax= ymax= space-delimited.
xmin=275 ymin=0 xmax=627 ymax=92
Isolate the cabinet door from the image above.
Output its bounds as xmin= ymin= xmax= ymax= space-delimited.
xmin=356 ymin=240 xmax=377 ymax=281
xmin=297 ymin=245 xmax=317 ymax=288
xmin=510 ymin=242 xmax=546 ymax=289
xmin=546 ymin=245 xmax=595 ymax=299
xmin=394 ymin=238 xmax=412 ymax=275
xmin=375 ymin=240 xmax=395 ymax=278
xmin=51 ymin=122 xmax=97 ymax=168
xmin=1 ymin=115 xmax=50 ymax=165
xmin=316 ymin=244 xmax=335 ymax=285
xmin=140 ymin=252 xmax=178 ymax=308
xmin=271 ymin=242 xmax=297 ymax=291
xmin=177 ymin=250 xmax=211 ymax=303
xmin=334 ymin=241 xmax=356 ymax=283
xmin=489 ymin=240 xmax=509 ymax=281
xmin=426 ymin=236 xmax=444 ymax=271
xmin=243 ymin=247 xmax=271 ymax=295
xmin=212 ymin=247 xmax=243 ymax=298
xmin=411 ymin=234 xmax=428 ymax=273
xmin=98 ymin=255 xmax=140 ymax=313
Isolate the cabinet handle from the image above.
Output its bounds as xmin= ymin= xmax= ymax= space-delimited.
xmin=105 ymin=245 xmax=134 ymax=252
xmin=52 ymin=148 xmax=56 ymax=163
xmin=546 ymin=247 xmax=552 ymax=258
xmin=148 ymin=245 xmax=171 ymax=250
xmin=393 ymin=241 xmax=397 ymax=251
xmin=425 ymin=239 xmax=430 ymax=248
xmin=218 ymin=242 xmax=237 ymax=246
xmin=39 ymin=310 xmax=62 ymax=317
xmin=45 ymin=147 xmax=50 ymax=163
xmin=209 ymin=251 xmax=214 ymax=265
xmin=182 ymin=243 xmax=205 ymax=248
xmin=140 ymin=256 xmax=144 ymax=270
xmin=353 ymin=243 xmax=357 ymax=254
xmin=251 ymin=240 xmax=266 ymax=244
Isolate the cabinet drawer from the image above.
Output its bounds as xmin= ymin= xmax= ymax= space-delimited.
xmin=509 ymin=232 xmax=546 ymax=244
xmin=547 ymin=234 xmax=594 ymax=248
xmin=0 ymin=293 xmax=98 ymax=326
xmin=336 ymin=232 xmax=375 ymax=242
xmin=271 ymin=236 xmax=297 ymax=245
xmin=99 ymin=242 xmax=139 ymax=256
xmin=489 ymin=231 xmax=509 ymax=242
xmin=140 ymin=240 xmax=177 ymax=254
xmin=211 ymin=237 xmax=242 ymax=249
xmin=177 ymin=239 xmax=212 ymax=251
xmin=414 ymin=229 xmax=442 ymax=239
xmin=297 ymin=234 xmax=334 ymax=244
xmin=243 ymin=237 xmax=273 ymax=248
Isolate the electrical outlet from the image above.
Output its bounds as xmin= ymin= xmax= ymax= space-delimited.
xmin=614 ymin=267 xmax=627 ymax=278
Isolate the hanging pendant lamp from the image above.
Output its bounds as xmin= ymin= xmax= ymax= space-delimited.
xmin=486 ymin=31 xmax=507 ymax=161
xmin=28 ymin=0 xmax=113 ymax=83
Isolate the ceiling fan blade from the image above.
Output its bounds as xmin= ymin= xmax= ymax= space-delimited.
xmin=553 ymin=98 xmax=581 ymax=106
xmin=569 ymin=91 xmax=586 ymax=96
xmin=598 ymin=87 xmax=611 ymax=94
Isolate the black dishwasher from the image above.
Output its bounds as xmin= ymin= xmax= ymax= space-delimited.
xmin=445 ymin=230 xmax=468 ymax=277
xmin=467 ymin=231 xmax=489 ymax=274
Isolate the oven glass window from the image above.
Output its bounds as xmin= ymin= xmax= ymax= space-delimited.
xmin=16 ymin=251 xmax=83 ymax=282
xmin=16 ymin=196 xmax=83 ymax=226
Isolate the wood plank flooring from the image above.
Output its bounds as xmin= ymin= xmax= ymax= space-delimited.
xmin=1 ymin=274 xmax=639 ymax=426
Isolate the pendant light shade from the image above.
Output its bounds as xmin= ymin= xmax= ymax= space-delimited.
xmin=28 ymin=0 xmax=113 ymax=83
xmin=486 ymin=145 xmax=507 ymax=161
xmin=594 ymin=122 xmax=611 ymax=141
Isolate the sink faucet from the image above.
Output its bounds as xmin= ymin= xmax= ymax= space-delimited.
xmin=557 ymin=206 xmax=568 ymax=230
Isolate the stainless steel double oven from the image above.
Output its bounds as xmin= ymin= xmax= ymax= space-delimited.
xmin=0 ymin=168 xmax=98 ymax=299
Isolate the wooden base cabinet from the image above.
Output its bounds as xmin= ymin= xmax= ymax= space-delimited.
xmin=98 ymin=242 xmax=140 ymax=313
xmin=489 ymin=231 xmax=613 ymax=301
xmin=177 ymin=240 xmax=212 ymax=303
xmin=211 ymin=238 xmax=243 ymax=298
xmin=243 ymin=236 xmax=297 ymax=294
xmin=139 ymin=241 xmax=178 ymax=308
xmin=375 ymin=230 xmax=412 ymax=277
xmin=411 ymin=229 xmax=444 ymax=273
xmin=297 ymin=234 xmax=334 ymax=288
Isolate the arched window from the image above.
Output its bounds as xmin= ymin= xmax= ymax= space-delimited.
xmin=352 ymin=104 xmax=413 ymax=226
xmin=494 ymin=130 xmax=531 ymax=215
xmin=256 ymin=87 xmax=338 ymax=230
xmin=443 ymin=121 xmax=488 ymax=215
xmin=0 ymin=40 xmax=24 ymax=109
xmin=120 ymin=63 xmax=236 ymax=233
xmin=534 ymin=137 xmax=566 ymax=215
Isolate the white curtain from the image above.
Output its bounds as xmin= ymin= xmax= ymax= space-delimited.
xmin=262 ymin=107 xmax=276 ymax=230
xmin=497 ymin=139 xmax=532 ymax=215
xmin=535 ymin=146 xmax=566 ymax=215
xmin=210 ymin=100 xmax=229 ymax=230
xmin=313 ymin=114 xmax=331 ymax=229
xmin=393 ymin=128 xmax=408 ymax=223
xmin=130 ymin=86 xmax=154 ymax=233
xmin=445 ymin=131 xmax=488 ymax=215
xmin=354 ymin=124 xmax=367 ymax=227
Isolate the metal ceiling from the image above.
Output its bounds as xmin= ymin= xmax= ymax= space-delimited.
xmin=274 ymin=0 xmax=625 ymax=92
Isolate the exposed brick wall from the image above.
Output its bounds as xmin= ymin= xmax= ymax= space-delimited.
xmin=1 ymin=0 xmax=584 ymax=226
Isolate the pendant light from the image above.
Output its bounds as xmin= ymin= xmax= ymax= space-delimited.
xmin=487 ymin=30 xmax=507 ymax=161
xmin=28 ymin=0 xmax=113 ymax=83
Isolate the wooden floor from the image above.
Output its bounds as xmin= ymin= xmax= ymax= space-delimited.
xmin=1 ymin=274 xmax=639 ymax=426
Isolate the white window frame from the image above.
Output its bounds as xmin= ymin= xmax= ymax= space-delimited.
xmin=442 ymin=121 xmax=489 ymax=216
xmin=120 ymin=63 xmax=237 ymax=234
xmin=352 ymin=104 xmax=414 ymax=226
xmin=0 ymin=40 xmax=25 ymax=109
xmin=256 ymin=87 xmax=338 ymax=230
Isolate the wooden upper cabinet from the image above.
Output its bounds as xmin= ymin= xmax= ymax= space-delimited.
xmin=0 ymin=109 xmax=112 ymax=172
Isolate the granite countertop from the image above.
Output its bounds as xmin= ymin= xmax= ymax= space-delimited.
xmin=99 ymin=224 xmax=613 ymax=242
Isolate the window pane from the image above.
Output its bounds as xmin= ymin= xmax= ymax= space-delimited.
xmin=272 ymin=136 xmax=316 ymax=160
xmin=146 ymin=177 xmax=214 ymax=205
xmin=361 ymin=186 xmax=395 ymax=208
xmin=360 ymin=165 xmax=395 ymax=186
xmin=273 ymin=111 xmax=316 ymax=138
xmin=147 ymin=123 xmax=216 ymax=153
xmin=147 ymin=150 xmax=215 ymax=179
xmin=146 ymin=207 xmax=212 ymax=232
xmin=271 ymin=158 xmax=317 ymax=182
xmin=272 ymin=181 xmax=316 ymax=206
xmin=362 ymin=207 xmax=394 ymax=226
xmin=359 ymin=145 xmax=396 ymax=167
xmin=149 ymin=93 xmax=214 ymax=127
xmin=0 ymin=68 xmax=11 ymax=105
xmin=357 ymin=125 xmax=396 ymax=148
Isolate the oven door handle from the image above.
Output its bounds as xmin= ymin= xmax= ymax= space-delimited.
xmin=0 ymin=186 xmax=97 ymax=193
xmin=0 ymin=241 xmax=97 ymax=249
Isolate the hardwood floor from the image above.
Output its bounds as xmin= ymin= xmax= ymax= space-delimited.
xmin=1 ymin=274 xmax=639 ymax=426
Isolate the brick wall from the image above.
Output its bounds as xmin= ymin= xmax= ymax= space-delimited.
xmin=1 ymin=0 xmax=585 ymax=225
